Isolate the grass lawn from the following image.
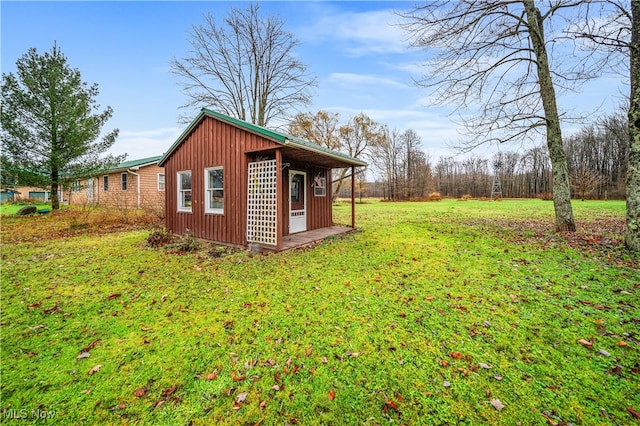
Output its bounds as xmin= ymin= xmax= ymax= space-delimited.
xmin=1 ymin=199 xmax=638 ymax=425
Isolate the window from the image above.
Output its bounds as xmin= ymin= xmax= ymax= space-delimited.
xmin=313 ymin=175 xmax=326 ymax=197
xmin=205 ymin=167 xmax=224 ymax=214
xmin=71 ymin=180 xmax=81 ymax=193
xmin=121 ymin=173 xmax=128 ymax=191
xmin=157 ymin=173 xmax=165 ymax=191
xmin=177 ymin=171 xmax=192 ymax=212
xmin=87 ymin=178 xmax=94 ymax=200
xmin=103 ymin=175 xmax=109 ymax=191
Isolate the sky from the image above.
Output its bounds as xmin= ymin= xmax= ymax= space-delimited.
xmin=1 ymin=1 xmax=629 ymax=165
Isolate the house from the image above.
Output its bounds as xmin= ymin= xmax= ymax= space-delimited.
xmin=159 ymin=108 xmax=367 ymax=250
xmin=68 ymin=156 xmax=165 ymax=209
xmin=5 ymin=156 xmax=165 ymax=209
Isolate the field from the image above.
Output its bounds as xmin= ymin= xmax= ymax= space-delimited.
xmin=1 ymin=199 xmax=638 ymax=425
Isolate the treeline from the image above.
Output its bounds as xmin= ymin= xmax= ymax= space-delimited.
xmin=331 ymin=111 xmax=629 ymax=201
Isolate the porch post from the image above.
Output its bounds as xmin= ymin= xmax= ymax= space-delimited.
xmin=275 ymin=149 xmax=283 ymax=250
xmin=351 ymin=166 xmax=356 ymax=228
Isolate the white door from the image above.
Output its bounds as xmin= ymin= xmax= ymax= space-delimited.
xmin=289 ymin=171 xmax=307 ymax=233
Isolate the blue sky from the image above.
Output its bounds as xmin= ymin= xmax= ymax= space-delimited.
xmin=1 ymin=1 xmax=628 ymax=163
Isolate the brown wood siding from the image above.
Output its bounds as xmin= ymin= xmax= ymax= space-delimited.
xmin=164 ymin=116 xmax=283 ymax=246
xmin=281 ymin=164 xmax=333 ymax=235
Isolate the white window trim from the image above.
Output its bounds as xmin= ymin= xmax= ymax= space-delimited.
xmin=157 ymin=173 xmax=165 ymax=191
xmin=204 ymin=166 xmax=224 ymax=215
xmin=314 ymin=176 xmax=327 ymax=197
xmin=177 ymin=170 xmax=192 ymax=213
xmin=121 ymin=172 xmax=128 ymax=191
xmin=103 ymin=175 xmax=109 ymax=192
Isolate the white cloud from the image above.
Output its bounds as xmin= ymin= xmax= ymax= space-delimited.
xmin=326 ymin=72 xmax=407 ymax=89
xmin=301 ymin=8 xmax=410 ymax=56
xmin=108 ymin=127 xmax=182 ymax=160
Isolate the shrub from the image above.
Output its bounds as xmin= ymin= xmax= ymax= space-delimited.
xmin=459 ymin=194 xmax=472 ymax=201
xmin=538 ymin=192 xmax=553 ymax=201
xmin=147 ymin=227 xmax=174 ymax=248
xmin=428 ymin=192 xmax=442 ymax=201
xmin=166 ymin=229 xmax=201 ymax=252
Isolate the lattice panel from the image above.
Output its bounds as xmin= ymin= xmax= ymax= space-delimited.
xmin=247 ymin=159 xmax=278 ymax=245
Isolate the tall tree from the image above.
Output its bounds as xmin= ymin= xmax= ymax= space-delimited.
xmin=399 ymin=1 xmax=599 ymax=231
xmin=1 ymin=44 xmax=120 ymax=210
xmin=171 ymin=3 xmax=317 ymax=127
xmin=568 ymin=0 xmax=637 ymax=250
xmin=289 ymin=111 xmax=341 ymax=150
xmin=627 ymin=0 xmax=639 ymax=251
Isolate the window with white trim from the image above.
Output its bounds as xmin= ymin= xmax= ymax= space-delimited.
xmin=121 ymin=173 xmax=128 ymax=191
xmin=177 ymin=171 xmax=192 ymax=212
xmin=205 ymin=167 xmax=224 ymax=214
xmin=103 ymin=175 xmax=109 ymax=191
xmin=313 ymin=175 xmax=326 ymax=197
xmin=157 ymin=173 xmax=165 ymax=191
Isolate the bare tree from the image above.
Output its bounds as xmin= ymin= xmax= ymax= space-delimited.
xmin=568 ymin=0 xmax=638 ymax=250
xmin=398 ymin=1 xmax=610 ymax=231
xmin=171 ymin=3 xmax=317 ymax=126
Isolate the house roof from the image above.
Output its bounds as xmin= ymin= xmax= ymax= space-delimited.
xmin=108 ymin=155 xmax=163 ymax=173
xmin=159 ymin=109 xmax=368 ymax=169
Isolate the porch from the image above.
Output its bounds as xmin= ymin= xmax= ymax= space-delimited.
xmin=278 ymin=225 xmax=354 ymax=251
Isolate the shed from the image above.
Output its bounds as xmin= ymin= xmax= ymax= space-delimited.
xmin=159 ymin=109 xmax=367 ymax=250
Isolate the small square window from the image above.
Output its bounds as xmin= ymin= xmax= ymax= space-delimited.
xmin=313 ymin=176 xmax=326 ymax=197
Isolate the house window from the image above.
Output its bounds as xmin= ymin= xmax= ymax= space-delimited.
xmin=177 ymin=171 xmax=192 ymax=212
xmin=157 ymin=173 xmax=165 ymax=191
xmin=121 ymin=173 xmax=128 ymax=191
xmin=103 ymin=175 xmax=109 ymax=191
xmin=313 ymin=175 xmax=326 ymax=197
xmin=87 ymin=178 xmax=94 ymax=200
xmin=72 ymin=180 xmax=81 ymax=193
xmin=205 ymin=167 xmax=224 ymax=214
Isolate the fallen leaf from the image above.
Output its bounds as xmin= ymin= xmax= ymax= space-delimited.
xmin=236 ymin=392 xmax=248 ymax=403
xmin=161 ymin=385 xmax=177 ymax=398
xmin=479 ymin=362 xmax=492 ymax=369
xmin=271 ymin=385 xmax=280 ymax=391
xmin=494 ymin=374 xmax=503 ymax=381
xmin=443 ymin=380 xmax=451 ymax=388
xmin=82 ymin=339 xmax=100 ymax=352
xmin=598 ymin=349 xmax=611 ymax=357
xmin=76 ymin=352 xmax=90 ymax=361
xmin=321 ymin=357 xmax=328 ymax=364
xmin=577 ymin=339 xmax=593 ymax=348
xmin=87 ymin=365 xmax=102 ymax=375
xmin=328 ymin=390 xmax=336 ymax=401
xmin=206 ymin=371 xmax=219 ymax=380
xmin=441 ymin=359 xmax=449 ymax=367
xmin=232 ymin=371 xmax=246 ymax=382
xmin=490 ymin=399 xmax=505 ymax=411
xmin=134 ymin=387 xmax=147 ymax=397
xmin=108 ymin=293 xmax=121 ymax=300
xmin=450 ymin=351 xmax=464 ymax=359
xmin=617 ymin=341 xmax=630 ymax=347
xmin=627 ymin=406 xmax=640 ymax=419
xmin=306 ymin=347 xmax=313 ymax=356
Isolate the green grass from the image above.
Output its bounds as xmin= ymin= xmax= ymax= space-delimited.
xmin=1 ymin=199 xmax=638 ymax=425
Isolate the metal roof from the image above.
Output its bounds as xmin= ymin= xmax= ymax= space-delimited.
xmin=109 ymin=155 xmax=163 ymax=172
xmin=159 ymin=109 xmax=368 ymax=168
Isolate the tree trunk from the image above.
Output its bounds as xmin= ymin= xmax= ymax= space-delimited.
xmin=626 ymin=0 xmax=640 ymax=251
xmin=50 ymin=169 xmax=60 ymax=210
xmin=524 ymin=0 xmax=575 ymax=232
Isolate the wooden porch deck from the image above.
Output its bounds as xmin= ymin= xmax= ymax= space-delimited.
xmin=279 ymin=226 xmax=353 ymax=251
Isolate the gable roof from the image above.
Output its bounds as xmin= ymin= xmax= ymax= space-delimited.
xmin=108 ymin=155 xmax=163 ymax=173
xmin=159 ymin=109 xmax=368 ymax=168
